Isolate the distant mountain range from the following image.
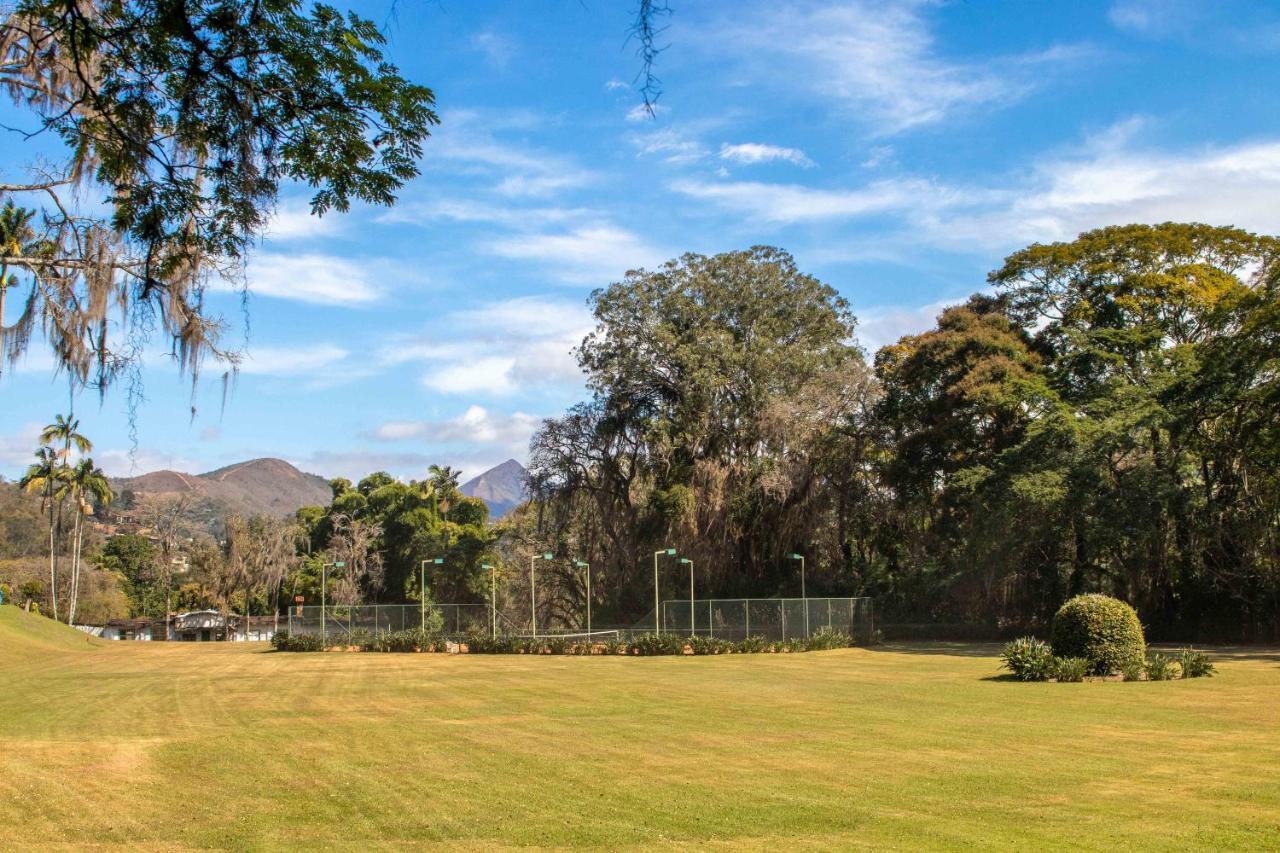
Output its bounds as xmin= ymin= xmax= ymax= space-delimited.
xmin=460 ymin=459 xmax=528 ymax=519
xmin=112 ymin=458 xmax=331 ymax=522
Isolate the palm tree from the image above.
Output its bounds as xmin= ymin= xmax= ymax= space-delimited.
xmin=20 ymin=447 xmax=63 ymax=620
xmin=65 ymin=459 xmax=111 ymax=625
xmin=41 ymin=413 xmax=92 ymax=463
xmin=40 ymin=413 xmax=92 ymax=618
xmin=0 ymin=200 xmax=38 ymax=369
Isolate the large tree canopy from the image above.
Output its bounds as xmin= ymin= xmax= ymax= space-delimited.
xmin=0 ymin=0 xmax=437 ymax=393
xmin=521 ymin=227 xmax=1280 ymax=641
xmin=524 ymin=247 xmax=876 ymax=624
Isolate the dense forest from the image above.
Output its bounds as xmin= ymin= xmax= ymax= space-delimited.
xmin=515 ymin=225 xmax=1280 ymax=642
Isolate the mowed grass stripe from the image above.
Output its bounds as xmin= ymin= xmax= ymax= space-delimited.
xmin=2 ymin=608 xmax=1279 ymax=850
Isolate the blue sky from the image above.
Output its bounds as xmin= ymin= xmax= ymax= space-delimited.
xmin=3 ymin=0 xmax=1280 ymax=481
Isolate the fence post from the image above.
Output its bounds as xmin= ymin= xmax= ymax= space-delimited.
xmin=781 ymin=600 xmax=786 ymax=641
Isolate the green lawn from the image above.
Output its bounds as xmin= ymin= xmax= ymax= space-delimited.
xmin=2 ymin=607 xmax=1278 ymax=850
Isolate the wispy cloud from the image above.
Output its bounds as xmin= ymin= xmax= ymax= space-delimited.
xmin=238 ymin=344 xmax=350 ymax=377
xmin=428 ymin=110 xmax=596 ymax=197
xmin=245 ymin=253 xmax=380 ymax=305
xmin=720 ymin=142 xmax=815 ymax=168
xmin=485 ymin=224 xmax=666 ymax=284
xmin=470 ymin=29 xmax=516 ymax=68
xmin=671 ymin=177 xmax=943 ymax=223
xmin=712 ymin=1 xmax=1087 ymax=135
xmin=380 ymin=295 xmax=593 ymax=397
xmin=923 ymin=135 xmax=1280 ymax=250
xmin=265 ymin=198 xmax=342 ymax=241
xmin=632 ymin=127 xmax=710 ymax=164
xmin=372 ymin=405 xmax=540 ymax=446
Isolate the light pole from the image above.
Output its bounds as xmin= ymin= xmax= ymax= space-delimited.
xmin=321 ymin=560 xmax=346 ymax=646
xmin=653 ymin=548 xmax=676 ymax=633
xmin=574 ymin=560 xmax=592 ymax=635
xmin=420 ymin=557 xmax=443 ymax=632
xmin=482 ymin=563 xmax=497 ymax=639
xmin=789 ymin=553 xmax=807 ymax=636
xmin=679 ymin=557 xmax=695 ymax=636
xmin=530 ymin=552 xmax=552 ymax=638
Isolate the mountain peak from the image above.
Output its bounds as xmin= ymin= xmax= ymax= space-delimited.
xmin=460 ymin=459 xmax=528 ymax=519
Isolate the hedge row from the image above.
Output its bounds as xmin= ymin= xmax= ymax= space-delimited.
xmin=272 ymin=628 xmax=855 ymax=656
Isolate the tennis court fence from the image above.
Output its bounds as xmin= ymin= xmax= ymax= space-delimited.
xmin=284 ymin=596 xmax=874 ymax=643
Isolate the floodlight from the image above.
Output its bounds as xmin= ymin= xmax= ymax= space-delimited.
xmin=543 ymin=552 xmax=553 ymax=559
xmin=665 ymin=548 xmax=676 ymax=555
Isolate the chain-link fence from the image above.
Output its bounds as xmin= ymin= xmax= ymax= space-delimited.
xmin=286 ymin=603 xmax=490 ymax=639
xmin=283 ymin=597 xmax=874 ymax=643
xmin=646 ymin=597 xmax=874 ymax=642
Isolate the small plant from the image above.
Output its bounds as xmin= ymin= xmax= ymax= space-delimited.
xmin=545 ymin=636 xmax=570 ymax=655
xmin=689 ymin=635 xmax=732 ymax=655
xmin=804 ymin=629 xmax=853 ymax=651
xmin=1178 ymin=648 xmax=1215 ymax=679
xmin=735 ymin=635 xmax=769 ymax=653
xmin=627 ymin=633 xmax=684 ymax=656
xmin=1053 ymin=656 xmax=1089 ymax=682
xmin=1121 ymin=660 xmax=1146 ymax=682
xmin=1145 ymin=653 xmax=1177 ymax=681
xmin=1000 ymin=637 xmax=1056 ymax=681
xmin=601 ymin=637 xmax=626 ymax=655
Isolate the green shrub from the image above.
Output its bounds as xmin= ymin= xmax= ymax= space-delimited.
xmin=271 ymin=630 xmax=326 ymax=652
xmin=1000 ymin=637 xmax=1056 ymax=681
xmin=1121 ymin=660 xmax=1146 ymax=682
xmin=0 ymin=582 xmax=11 ymax=605
xmin=689 ymin=636 xmax=732 ymax=655
xmin=1050 ymin=594 xmax=1146 ymax=675
xmin=545 ymin=636 xmax=570 ymax=655
xmin=804 ymin=629 xmax=853 ymax=651
xmin=1145 ymin=653 xmax=1177 ymax=681
xmin=735 ymin=635 xmax=769 ymax=653
xmin=601 ymin=638 xmax=626 ymax=655
xmin=627 ymin=633 xmax=684 ymax=656
xmin=1053 ymin=656 xmax=1089 ymax=682
xmin=1178 ymin=648 xmax=1215 ymax=679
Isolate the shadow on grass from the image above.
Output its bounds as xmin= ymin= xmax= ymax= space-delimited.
xmin=865 ymin=641 xmax=1002 ymax=658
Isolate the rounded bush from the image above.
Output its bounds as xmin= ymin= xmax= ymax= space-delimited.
xmin=1051 ymin=594 xmax=1145 ymax=675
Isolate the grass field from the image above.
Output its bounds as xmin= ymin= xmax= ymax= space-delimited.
xmin=2 ymin=607 xmax=1278 ymax=851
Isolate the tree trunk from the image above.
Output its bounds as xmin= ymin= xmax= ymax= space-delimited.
xmin=47 ymin=493 xmax=58 ymax=621
xmin=68 ymin=508 xmax=82 ymax=625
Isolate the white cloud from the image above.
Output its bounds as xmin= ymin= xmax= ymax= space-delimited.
xmin=379 ymin=295 xmax=592 ymax=398
xmin=715 ymin=1 xmax=1084 ymax=134
xmin=97 ymin=448 xmax=205 ymax=478
xmin=719 ymin=142 xmax=815 ymax=168
xmin=0 ymin=422 xmax=42 ymax=473
xmin=470 ymin=30 xmax=516 ymax=68
xmin=246 ymin=253 xmax=380 ymax=305
xmin=368 ymin=407 xmax=541 ymax=479
xmin=626 ymin=103 xmax=668 ymax=122
xmin=633 ymin=128 xmax=709 ymax=164
xmin=238 ymin=344 xmax=349 ymax=377
xmin=605 ymin=78 xmax=629 ymax=91
xmin=855 ymin=300 xmax=958 ymax=353
xmin=485 ymin=224 xmax=666 ymax=284
xmin=428 ymin=110 xmax=596 ymax=197
xmin=675 ymin=123 xmax=1280 ymax=254
xmin=373 ymin=405 xmax=541 ymax=445
xmin=924 ymin=137 xmax=1280 ymax=251
xmin=671 ymin=177 xmax=942 ymax=223
xmin=265 ymin=199 xmax=340 ymax=241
